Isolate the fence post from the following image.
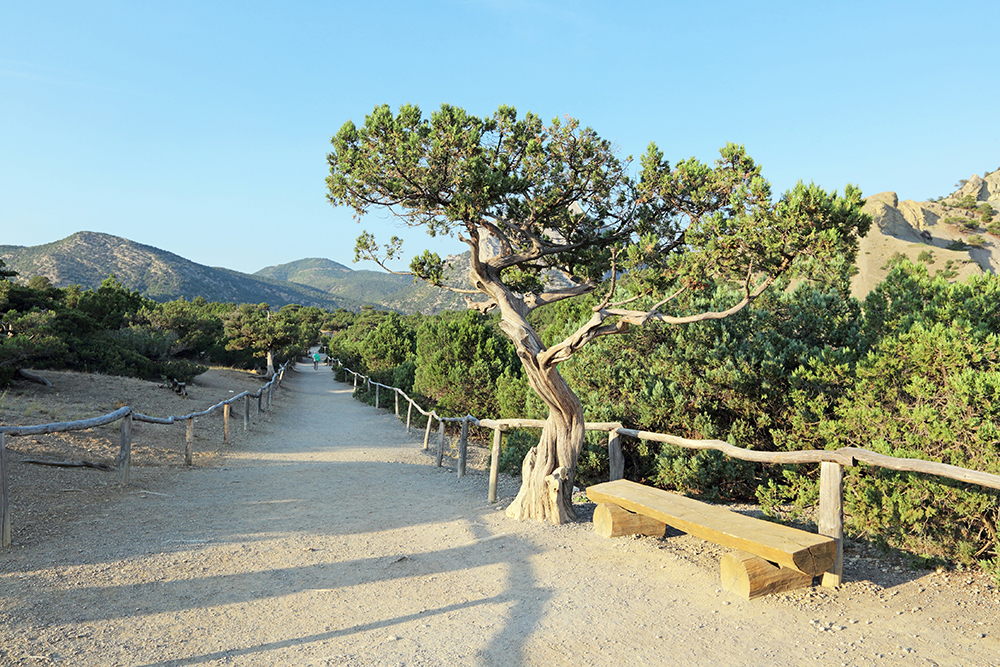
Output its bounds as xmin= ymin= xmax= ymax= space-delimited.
xmin=489 ymin=427 xmax=502 ymax=503
xmin=257 ymin=391 xmax=263 ymax=414
xmin=375 ymin=384 xmax=380 ymax=409
xmin=394 ymin=389 xmax=400 ymax=418
xmin=436 ymin=418 xmax=445 ymax=467
xmin=819 ymin=462 xmax=844 ymax=587
xmin=608 ymin=430 xmax=624 ymax=481
xmin=423 ymin=414 xmax=433 ymax=451
xmin=458 ymin=418 xmax=469 ymax=479
xmin=185 ymin=418 xmax=194 ymax=466
xmin=406 ymin=401 xmax=413 ymax=433
xmin=1 ymin=433 xmax=10 ymax=548
xmin=243 ymin=395 xmax=249 ymax=431
xmin=353 ymin=372 xmax=358 ymax=388
xmin=117 ymin=412 xmax=133 ymax=485
xmin=223 ymin=403 xmax=231 ymax=444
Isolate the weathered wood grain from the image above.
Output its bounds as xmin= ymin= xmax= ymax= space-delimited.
xmin=588 ymin=479 xmax=835 ymax=575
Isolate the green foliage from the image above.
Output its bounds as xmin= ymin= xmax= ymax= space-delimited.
xmin=414 ymin=311 xmax=520 ymax=417
xmin=947 ymin=240 xmax=971 ymax=251
xmin=958 ymin=193 xmax=978 ymax=209
xmin=0 ymin=259 xmax=17 ymax=281
xmin=967 ymin=234 xmax=986 ymax=248
xmin=498 ymin=429 xmax=537 ymax=474
xmin=652 ymin=446 xmax=763 ymax=502
xmin=223 ymin=303 xmax=305 ymax=373
xmin=826 ymin=323 xmax=999 ymax=565
xmin=917 ymin=250 xmax=934 ymax=264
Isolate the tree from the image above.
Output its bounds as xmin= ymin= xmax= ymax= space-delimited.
xmin=223 ymin=303 xmax=299 ymax=376
xmin=0 ymin=259 xmax=17 ymax=282
xmin=327 ymin=103 xmax=870 ymax=523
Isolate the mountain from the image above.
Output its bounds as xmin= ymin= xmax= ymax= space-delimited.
xmin=0 ymin=231 xmax=362 ymax=310
xmin=255 ymin=257 xmax=470 ymax=314
xmin=851 ymin=171 xmax=1000 ymax=298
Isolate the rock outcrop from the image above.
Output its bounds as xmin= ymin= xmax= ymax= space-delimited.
xmin=851 ymin=191 xmax=992 ymax=299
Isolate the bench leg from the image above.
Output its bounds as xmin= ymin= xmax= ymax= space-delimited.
xmin=593 ymin=503 xmax=666 ymax=538
xmin=721 ymin=550 xmax=813 ymax=600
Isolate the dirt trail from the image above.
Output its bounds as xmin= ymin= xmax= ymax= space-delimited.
xmin=1 ymin=365 xmax=998 ymax=666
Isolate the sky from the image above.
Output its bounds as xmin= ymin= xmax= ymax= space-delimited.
xmin=3 ymin=1 xmax=998 ymax=275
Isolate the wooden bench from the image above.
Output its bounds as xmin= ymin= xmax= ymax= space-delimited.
xmin=587 ymin=479 xmax=837 ymax=599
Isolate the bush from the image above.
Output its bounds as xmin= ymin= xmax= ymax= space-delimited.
xmin=498 ymin=429 xmax=538 ymax=474
xmin=651 ymin=445 xmax=763 ymax=502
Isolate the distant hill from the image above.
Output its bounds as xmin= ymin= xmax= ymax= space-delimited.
xmin=255 ymin=256 xmax=470 ymax=314
xmin=0 ymin=231 xmax=362 ymax=310
xmin=852 ymin=170 xmax=1000 ymax=298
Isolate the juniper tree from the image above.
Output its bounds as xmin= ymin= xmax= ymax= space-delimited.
xmin=327 ymin=103 xmax=870 ymax=524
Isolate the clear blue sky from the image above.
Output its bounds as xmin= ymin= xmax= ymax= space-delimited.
xmin=3 ymin=1 xmax=998 ymax=275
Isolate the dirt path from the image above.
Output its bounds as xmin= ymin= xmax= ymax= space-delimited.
xmin=2 ymin=365 xmax=998 ymax=666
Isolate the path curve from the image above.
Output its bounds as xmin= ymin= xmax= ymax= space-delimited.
xmin=1 ymin=365 xmax=997 ymax=666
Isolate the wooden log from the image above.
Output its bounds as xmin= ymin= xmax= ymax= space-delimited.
xmin=458 ymin=418 xmax=469 ymax=479
xmin=117 ymin=412 xmax=132 ymax=485
xmin=423 ymin=414 xmax=433 ymax=451
xmin=394 ymin=390 xmax=400 ymax=418
xmin=721 ymin=550 xmax=813 ymax=599
xmin=588 ymin=479 xmax=835 ymax=575
xmin=608 ymin=431 xmax=624 ymax=481
xmin=22 ymin=459 xmax=112 ymax=470
xmin=406 ymin=401 xmax=413 ymax=433
xmin=0 ymin=406 xmax=131 ymax=437
xmin=489 ymin=428 xmax=502 ymax=503
xmin=593 ymin=502 xmax=666 ymax=538
xmin=436 ymin=419 xmax=445 ymax=467
xmin=1 ymin=433 xmax=10 ymax=548
xmin=223 ymin=403 xmax=230 ymax=444
xmin=819 ymin=462 xmax=845 ymax=587
xmin=16 ymin=369 xmax=51 ymax=386
xmin=185 ymin=418 xmax=194 ymax=466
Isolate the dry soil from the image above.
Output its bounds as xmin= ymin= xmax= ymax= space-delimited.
xmin=1 ymin=363 xmax=998 ymax=666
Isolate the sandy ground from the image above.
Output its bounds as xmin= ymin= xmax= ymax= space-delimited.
xmin=1 ymin=363 xmax=999 ymax=666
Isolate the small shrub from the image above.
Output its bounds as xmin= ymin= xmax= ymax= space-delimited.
xmin=967 ymin=234 xmax=986 ymax=248
xmin=498 ymin=429 xmax=538 ymax=475
xmin=917 ymin=250 xmax=934 ymax=264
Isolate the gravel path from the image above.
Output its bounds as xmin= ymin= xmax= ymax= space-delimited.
xmin=1 ymin=364 xmax=998 ymax=666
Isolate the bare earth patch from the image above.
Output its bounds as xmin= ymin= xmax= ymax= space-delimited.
xmin=1 ymin=365 xmax=998 ymax=666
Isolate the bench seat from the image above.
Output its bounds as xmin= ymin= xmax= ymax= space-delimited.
xmin=587 ymin=479 xmax=835 ymax=576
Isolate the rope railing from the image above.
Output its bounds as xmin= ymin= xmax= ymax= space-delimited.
xmin=330 ymin=357 xmax=1000 ymax=587
xmin=1 ymin=361 xmax=291 ymax=548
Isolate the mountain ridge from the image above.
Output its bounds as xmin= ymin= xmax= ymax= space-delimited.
xmin=0 ymin=231 xmax=363 ymax=311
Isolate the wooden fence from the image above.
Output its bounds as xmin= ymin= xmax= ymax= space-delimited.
xmin=0 ymin=363 xmax=290 ymax=549
xmin=332 ymin=359 xmax=1000 ymax=587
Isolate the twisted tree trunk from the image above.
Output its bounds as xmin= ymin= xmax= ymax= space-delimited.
xmin=501 ymin=324 xmax=586 ymax=524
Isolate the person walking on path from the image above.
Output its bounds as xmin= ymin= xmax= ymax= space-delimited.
xmin=313 ymin=351 xmax=320 ymax=370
